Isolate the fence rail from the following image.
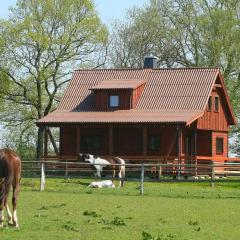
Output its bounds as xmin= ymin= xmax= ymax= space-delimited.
xmin=21 ymin=160 xmax=240 ymax=195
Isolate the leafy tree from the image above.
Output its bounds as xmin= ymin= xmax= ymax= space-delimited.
xmin=0 ymin=0 xmax=108 ymax=158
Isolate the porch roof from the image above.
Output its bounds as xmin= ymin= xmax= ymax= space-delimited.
xmin=38 ymin=109 xmax=203 ymax=125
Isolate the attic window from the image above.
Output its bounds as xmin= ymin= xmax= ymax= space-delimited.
xmin=109 ymin=95 xmax=119 ymax=107
xmin=207 ymin=96 xmax=212 ymax=111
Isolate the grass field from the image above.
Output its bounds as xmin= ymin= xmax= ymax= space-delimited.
xmin=1 ymin=178 xmax=240 ymax=240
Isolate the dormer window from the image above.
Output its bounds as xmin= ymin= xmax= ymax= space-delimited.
xmin=90 ymin=79 xmax=146 ymax=111
xmin=109 ymin=95 xmax=119 ymax=108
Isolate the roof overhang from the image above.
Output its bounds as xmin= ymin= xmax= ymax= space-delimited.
xmin=37 ymin=109 xmax=203 ymax=126
xmin=89 ymin=79 xmax=146 ymax=90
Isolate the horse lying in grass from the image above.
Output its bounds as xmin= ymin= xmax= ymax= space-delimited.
xmin=78 ymin=154 xmax=125 ymax=187
xmin=0 ymin=149 xmax=21 ymax=228
xmin=88 ymin=180 xmax=115 ymax=188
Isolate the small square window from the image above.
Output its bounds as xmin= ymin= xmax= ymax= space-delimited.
xmin=109 ymin=95 xmax=119 ymax=107
xmin=216 ymin=137 xmax=223 ymax=155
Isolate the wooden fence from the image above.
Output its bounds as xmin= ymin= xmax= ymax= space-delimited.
xmin=21 ymin=160 xmax=240 ymax=195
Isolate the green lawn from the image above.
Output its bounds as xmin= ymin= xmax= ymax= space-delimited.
xmin=1 ymin=178 xmax=240 ymax=240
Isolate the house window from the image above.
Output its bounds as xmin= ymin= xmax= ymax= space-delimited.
xmin=216 ymin=137 xmax=223 ymax=155
xmin=214 ymin=96 xmax=219 ymax=112
xmin=148 ymin=135 xmax=160 ymax=151
xmin=81 ymin=135 xmax=102 ymax=151
xmin=207 ymin=96 xmax=212 ymax=111
xmin=109 ymin=95 xmax=119 ymax=107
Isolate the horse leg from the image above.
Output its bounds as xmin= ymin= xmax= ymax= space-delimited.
xmin=4 ymin=199 xmax=13 ymax=225
xmin=12 ymin=182 xmax=20 ymax=227
xmin=0 ymin=182 xmax=10 ymax=227
xmin=119 ymin=167 xmax=125 ymax=187
xmin=96 ymin=169 xmax=101 ymax=178
xmin=0 ymin=198 xmax=4 ymax=227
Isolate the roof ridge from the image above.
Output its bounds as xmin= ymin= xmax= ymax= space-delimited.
xmin=74 ymin=67 xmax=220 ymax=72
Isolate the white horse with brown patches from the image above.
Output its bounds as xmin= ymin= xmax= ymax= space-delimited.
xmin=79 ymin=154 xmax=125 ymax=187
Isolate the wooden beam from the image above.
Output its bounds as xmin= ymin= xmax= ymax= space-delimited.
xmin=109 ymin=126 xmax=113 ymax=156
xmin=44 ymin=127 xmax=48 ymax=157
xmin=177 ymin=125 xmax=182 ymax=163
xmin=143 ymin=127 xmax=147 ymax=156
xmin=194 ymin=129 xmax=197 ymax=156
xmin=46 ymin=128 xmax=59 ymax=155
xmin=76 ymin=127 xmax=80 ymax=154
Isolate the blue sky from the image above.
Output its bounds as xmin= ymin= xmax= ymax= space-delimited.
xmin=0 ymin=0 xmax=148 ymax=24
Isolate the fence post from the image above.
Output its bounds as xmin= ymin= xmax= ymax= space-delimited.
xmin=140 ymin=164 xmax=145 ymax=196
xmin=211 ymin=162 xmax=215 ymax=187
xmin=158 ymin=165 xmax=162 ymax=179
xmin=177 ymin=163 xmax=181 ymax=180
xmin=65 ymin=160 xmax=68 ymax=178
xmin=40 ymin=161 xmax=45 ymax=191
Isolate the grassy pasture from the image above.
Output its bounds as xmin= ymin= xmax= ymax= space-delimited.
xmin=1 ymin=178 xmax=240 ymax=240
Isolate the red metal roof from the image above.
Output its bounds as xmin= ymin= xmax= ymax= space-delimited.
xmin=38 ymin=68 xmax=236 ymax=125
xmin=38 ymin=109 xmax=203 ymax=125
xmin=89 ymin=79 xmax=146 ymax=90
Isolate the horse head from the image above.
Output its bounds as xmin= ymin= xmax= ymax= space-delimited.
xmin=78 ymin=153 xmax=98 ymax=163
xmin=78 ymin=153 xmax=89 ymax=162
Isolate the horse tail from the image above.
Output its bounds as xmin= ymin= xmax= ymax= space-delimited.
xmin=0 ymin=150 xmax=14 ymax=203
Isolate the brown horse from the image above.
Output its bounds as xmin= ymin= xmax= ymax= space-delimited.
xmin=0 ymin=149 xmax=21 ymax=227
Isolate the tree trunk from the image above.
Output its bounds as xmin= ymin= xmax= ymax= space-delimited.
xmin=36 ymin=127 xmax=44 ymax=160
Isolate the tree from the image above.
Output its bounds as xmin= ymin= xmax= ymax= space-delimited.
xmin=109 ymin=0 xmax=240 ymax=153
xmin=0 ymin=0 xmax=108 ymax=158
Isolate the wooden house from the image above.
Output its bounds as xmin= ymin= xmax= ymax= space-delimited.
xmin=38 ymin=57 xmax=237 ymax=170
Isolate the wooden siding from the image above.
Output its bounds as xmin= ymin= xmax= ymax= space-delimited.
xmin=197 ymin=88 xmax=229 ymax=131
xmin=132 ymin=83 xmax=145 ymax=109
xmin=59 ymin=125 xmax=228 ymax=163
xmin=197 ymin=130 xmax=212 ymax=156
xmin=60 ymin=127 xmax=77 ymax=156
xmin=113 ymin=127 xmax=143 ymax=155
xmin=95 ymin=84 xmax=145 ymax=110
xmin=212 ymin=131 xmax=228 ymax=158
xmin=60 ymin=125 xmax=179 ymax=157
xmin=95 ymin=89 xmax=131 ymax=110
